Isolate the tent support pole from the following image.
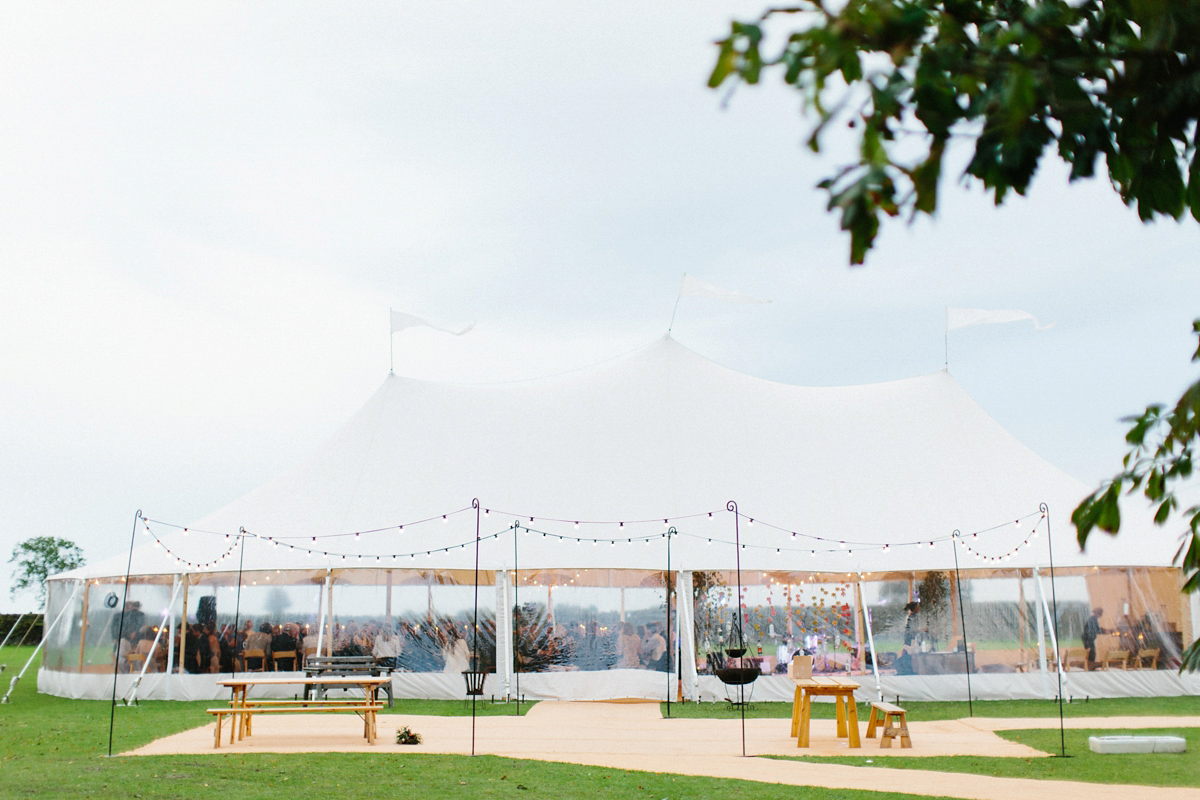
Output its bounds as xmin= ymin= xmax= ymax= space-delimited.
xmin=166 ymin=575 xmax=180 ymax=697
xmin=1041 ymin=502 xmax=1067 ymax=758
xmin=77 ymin=587 xmax=90 ymax=672
xmin=1018 ymin=574 xmax=1027 ymax=663
xmin=3 ymin=581 xmax=81 ymax=704
xmin=126 ymin=577 xmax=184 ymax=705
xmin=385 ymin=570 xmax=393 ymax=628
xmin=316 ymin=572 xmax=330 ymax=658
xmin=1033 ymin=569 xmax=1071 ymax=705
xmin=1034 ymin=566 xmax=1049 ymax=695
xmin=951 ymin=532 xmax=973 ymax=716
xmin=179 ymin=578 xmax=189 ymax=678
xmin=326 ymin=575 xmax=335 ymax=657
xmin=857 ymin=578 xmax=882 ymax=702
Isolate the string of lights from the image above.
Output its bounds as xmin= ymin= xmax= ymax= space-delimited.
xmin=953 ymin=511 xmax=1048 ymax=563
xmin=144 ymin=506 xmax=476 ymax=541
xmin=137 ymin=505 xmax=1052 ymax=572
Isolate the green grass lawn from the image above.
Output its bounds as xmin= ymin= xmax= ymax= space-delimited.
xmin=0 ymin=646 xmax=945 ymax=800
xmin=777 ymin=727 xmax=1200 ymax=787
xmin=663 ymin=695 xmax=1200 ymax=721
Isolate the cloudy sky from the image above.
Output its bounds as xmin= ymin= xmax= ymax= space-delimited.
xmin=2 ymin=1 xmax=1198 ymax=610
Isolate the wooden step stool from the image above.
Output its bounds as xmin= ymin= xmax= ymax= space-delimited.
xmin=865 ymin=702 xmax=911 ymax=748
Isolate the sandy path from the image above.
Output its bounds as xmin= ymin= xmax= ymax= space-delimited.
xmin=126 ymin=701 xmax=1200 ymax=800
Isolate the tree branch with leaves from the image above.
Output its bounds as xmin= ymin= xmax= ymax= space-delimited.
xmin=709 ymin=0 xmax=1200 ymax=671
xmin=1073 ymin=319 xmax=1200 ymax=671
xmin=709 ymin=0 xmax=1200 ymax=264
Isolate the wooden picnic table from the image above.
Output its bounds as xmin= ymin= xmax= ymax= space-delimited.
xmin=789 ymin=676 xmax=861 ymax=748
xmin=212 ymin=675 xmax=391 ymax=748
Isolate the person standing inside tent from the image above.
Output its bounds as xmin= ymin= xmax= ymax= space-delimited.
xmin=616 ymin=622 xmax=640 ymax=668
xmin=1082 ymin=607 xmax=1105 ymax=669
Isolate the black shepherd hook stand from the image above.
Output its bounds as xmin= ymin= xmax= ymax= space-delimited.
xmin=108 ymin=509 xmax=142 ymax=757
xmin=665 ymin=526 xmax=675 ymax=718
xmin=232 ymin=528 xmax=247 ymax=679
xmin=1042 ymin=502 xmax=1067 ymax=758
xmin=470 ymin=499 xmax=482 ymax=756
xmin=951 ymin=530 xmax=973 ymax=717
xmin=512 ymin=519 xmax=521 ymax=716
xmin=727 ymin=500 xmax=748 ymax=757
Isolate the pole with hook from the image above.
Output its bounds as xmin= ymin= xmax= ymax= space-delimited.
xmin=727 ymin=500 xmax=747 ymax=757
xmin=108 ymin=510 xmax=142 ymax=757
xmin=951 ymin=530 xmax=973 ymax=716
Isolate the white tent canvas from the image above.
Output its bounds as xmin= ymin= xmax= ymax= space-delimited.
xmin=41 ymin=336 xmax=1196 ymax=703
xmin=55 ymin=335 xmax=1178 ymax=578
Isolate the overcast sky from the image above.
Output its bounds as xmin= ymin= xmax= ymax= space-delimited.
xmin=3 ymin=2 xmax=1198 ymax=611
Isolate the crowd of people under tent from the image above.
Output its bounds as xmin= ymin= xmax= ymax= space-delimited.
xmin=110 ymin=606 xmax=672 ymax=675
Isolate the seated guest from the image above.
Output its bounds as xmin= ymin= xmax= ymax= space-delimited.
xmin=218 ymin=626 xmax=240 ymax=673
xmin=116 ymin=631 xmax=135 ymax=673
xmin=184 ymin=624 xmax=202 ymax=674
xmin=243 ymin=622 xmax=273 ymax=669
xmin=271 ymin=623 xmax=299 ymax=670
xmin=134 ymin=626 xmax=165 ymax=672
xmin=372 ymin=625 xmax=401 ymax=669
xmin=204 ymin=625 xmax=221 ymax=674
xmin=641 ymin=623 xmax=667 ymax=671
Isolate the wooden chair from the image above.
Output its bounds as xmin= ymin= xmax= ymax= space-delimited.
xmin=1060 ymin=647 xmax=1088 ymax=671
xmin=1101 ymin=649 xmax=1129 ymax=670
xmin=242 ymin=648 xmax=267 ymax=672
xmin=125 ymin=653 xmax=146 ymax=672
xmin=271 ymin=650 xmax=297 ymax=671
xmin=1132 ymin=648 xmax=1159 ymax=670
xmin=301 ymin=645 xmax=318 ymax=669
xmin=787 ymin=655 xmax=813 ymax=680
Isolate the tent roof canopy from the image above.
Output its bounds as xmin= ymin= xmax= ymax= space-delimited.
xmin=57 ymin=335 xmax=1177 ymax=582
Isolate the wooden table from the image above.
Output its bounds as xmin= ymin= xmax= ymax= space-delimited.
xmin=215 ymin=675 xmax=391 ymax=746
xmin=789 ymin=676 xmax=861 ymax=748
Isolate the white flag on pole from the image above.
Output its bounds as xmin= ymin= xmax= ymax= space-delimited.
xmin=946 ymin=308 xmax=1053 ymax=331
xmin=679 ymin=274 xmax=770 ymax=305
xmin=390 ymin=310 xmax=475 ymax=336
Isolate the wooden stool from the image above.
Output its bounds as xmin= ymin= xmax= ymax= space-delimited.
xmin=866 ymin=702 xmax=911 ymax=748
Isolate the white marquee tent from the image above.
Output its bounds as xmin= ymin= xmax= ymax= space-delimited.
xmin=37 ymin=336 xmax=1199 ymax=702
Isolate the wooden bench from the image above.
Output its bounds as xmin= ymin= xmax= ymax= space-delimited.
xmin=865 ymin=701 xmax=911 ymax=748
xmin=206 ymin=702 xmax=383 ymax=748
xmin=304 ymin=655 xmax=394 ymax=707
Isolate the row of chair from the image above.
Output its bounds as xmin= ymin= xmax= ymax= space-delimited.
xmin=1060 ymin=647 xmax=1159 ymax=670
xmin=125 ymin=646 xmax=318 ymax=673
